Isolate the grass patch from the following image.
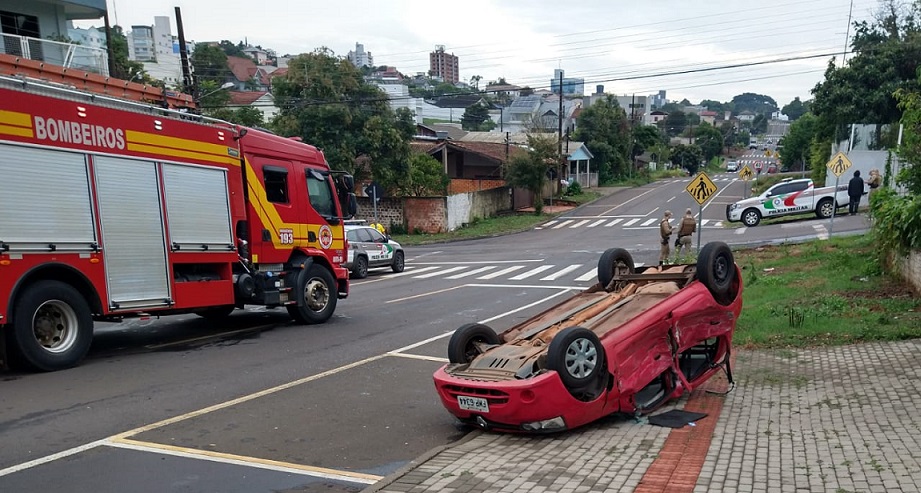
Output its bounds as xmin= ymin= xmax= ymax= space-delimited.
xmin=735 ymin=234 xmax=921 ymax=348
xmin=391 ymin=213 xmax=553 ymax=246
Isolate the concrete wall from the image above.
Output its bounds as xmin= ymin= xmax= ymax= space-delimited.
xmin=354 ymin=187 xmax=514 ymax=234
xmin=897 ymin=251 xmax=921 ymax=295
xmin=445 ymin=187 xmax=513 ymax=231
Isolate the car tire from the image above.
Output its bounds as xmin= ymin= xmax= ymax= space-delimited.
xmin=447 ymin=323 xmax=500 ymax=364
xmin=696 ymin=241 xmax=737 ymax=303
xmin=547 ymin=327 xmax=605 ymax=393
xmin=352 ymin=256 xmax=369 ymax=279
xmin=391 ymin=250 xmax=405 ymax=273
xmin=741 ymin=208 xmax=761 ymax=227
xmin=597 ymin=248 xmax=634 ymax=287
xmin=816 ymin=198 xmax=834 ymax=219
xmin=10 ymin=280 xmax=94 ymax=372
xmin=286 ymin=264 xmax=337 ymax=324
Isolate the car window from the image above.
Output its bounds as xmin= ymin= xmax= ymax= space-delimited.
xmin=770 ymin=184 xmax=792 ymax=195
xmin=366 ymin=228 xmax=386 ymax=243
xmin=354 ymin=228 xmax=374 ymax=242
xmin=346 ymin=230 xmax=360 ymax=243
xmin=789 ymin=181 xmax=809 ymax=193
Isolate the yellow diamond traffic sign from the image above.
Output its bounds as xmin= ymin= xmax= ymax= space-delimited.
xmin=826 ymin=151 xmax=853 ymax=177
xmin=765 ymin=149 xmax=772 ymax=157
xmin=738 ymin=165 xmax=754 ymax=181
xmin=686 ymin=171 xmax=718 ymax=205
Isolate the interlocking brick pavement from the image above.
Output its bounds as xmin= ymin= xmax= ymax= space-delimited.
xmin=365 ymin=340 xmax=921 ymax=493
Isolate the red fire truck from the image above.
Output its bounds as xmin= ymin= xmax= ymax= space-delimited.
xmin=0 ymin=75 xmax=357 ymax=371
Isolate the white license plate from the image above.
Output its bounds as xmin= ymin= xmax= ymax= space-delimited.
xmin=457 ymin=395 xmax=489 ymax=413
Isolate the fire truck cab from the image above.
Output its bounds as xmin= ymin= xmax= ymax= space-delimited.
xmin=0 ymin=75 xmax=357 ymax=371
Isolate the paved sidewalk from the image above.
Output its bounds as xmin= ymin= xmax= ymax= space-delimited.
xmin=364 ymin=340 xmax=921 ymax=493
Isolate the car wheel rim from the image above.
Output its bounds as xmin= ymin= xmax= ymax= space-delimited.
xmin=614 ymin=261 xmax=630 ymax=276
xmin=32 ymin=300 xmax=78 ymax=354
xmin=744 ymin=212 xmax=757 ymax=226
xmin=303 ymin=278 xmax=330 ymax=311
xmin=358 ymin=260 xmax=368 ymax=277
xmin=714 ymin=255 xmax=730 ymax=284
xmin=564 ymin=338 xmax=597 ymax=378
xmin=821 ymin=203 xmax=832 ymax=216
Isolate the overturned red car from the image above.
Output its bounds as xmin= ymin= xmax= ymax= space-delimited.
xmin=433 ymin=242 xmax=742 ymax=433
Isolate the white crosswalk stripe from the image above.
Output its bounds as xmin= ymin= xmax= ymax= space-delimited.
xmin=569 ymin=219 xmax=591 ymax=228
xmin=574 ymin=268 xmax=598 ymax=282
xmin=540 ymin=264 xmax=582 ymax=281
xmin=477 ymin=265 xmax=525 ymax=279
xmin=623 ymin=218 xmax=640 ymax=226
xmin=587 ymin=219 xmax=607 ymax=228
xmin=640 ymin=218 xmax=657 ymax=227
xmin=388 ymin=266 xmax=439 ymax=277
xmin=605 ymin=218 xmax=623 ymax=227
xmin=509 ymin=265 xmax=556 ymax=280
xmin=445 ymin=266 xmax=497 ymax=279
xmin=414 ymin=266 xmax=467 ymax=278
xmin=552 ymin=220 xmax=573 ymax=229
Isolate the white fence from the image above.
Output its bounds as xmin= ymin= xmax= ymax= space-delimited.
xmin=1 ymin=33 xmax=109 ymax=76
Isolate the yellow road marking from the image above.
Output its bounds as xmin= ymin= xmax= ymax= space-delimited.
xmin=107 ymin=437 xmax=382 ymax=484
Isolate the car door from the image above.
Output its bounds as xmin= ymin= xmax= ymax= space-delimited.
xmin=365 ymin=227 xmax=394 ymax=267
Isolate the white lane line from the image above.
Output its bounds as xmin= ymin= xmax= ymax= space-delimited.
xmin=386 ymin=352 xmax=449 ymax=363
xmin=569 ymin=219 xmax=590 ymax=228
xmin=605 ymin=218 xmax=624 ymax=227
xmin=666 ymin=196 xmax=675 ymax=203
xmin=413 ymin=266 xmax=467 ymax=278
xmin=509 ymin=265 xmax=556 ymax=280
xmin=552 ymin=220 xmax=574 ymax=229
xmin=445 ymin=266 xmax=497 ymax=279
xmin=587 ymin=219 xmax=607 ymax=228
xmin=640 ymin=218 xmax=657 ymax=226
xmin=701 ymin=219 xmax=710 ymax=226
xmin=388 ymin=266 xmax=439 ymax=277
xmin=736 ymin=227 xmax=747 ymax=235
xmin=107 ymin=438 xmax=381 ymax=484
xmin=477 ymin=265 xmax=525 ymax=279
xmin=540 ymin=264 xmax=582 ymax=281
xmin=623 ymin=218 xmax=640 ymax=227
xmin=0 ymin=439 xmax=109 ymax=477
xmin=575 ymin=268 xmax=598 ymax=282
xmin=541 ymin=220 xmax=559 ymax=228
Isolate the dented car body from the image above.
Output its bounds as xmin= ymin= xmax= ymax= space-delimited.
xmin=433 ymin=242 xmax=742 ymax=433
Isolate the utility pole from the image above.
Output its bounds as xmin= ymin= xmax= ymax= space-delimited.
xmin=556 ymin=70 xmax=564 ymax=205
xmin=175 ymin=7 xmax=194 ymax=96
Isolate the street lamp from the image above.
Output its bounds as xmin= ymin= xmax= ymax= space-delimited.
xmin=196 ymin=82 xmax=234 ymax=103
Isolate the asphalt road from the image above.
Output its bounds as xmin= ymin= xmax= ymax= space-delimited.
xmin=0 ymin=174 xmax=870 ymax=492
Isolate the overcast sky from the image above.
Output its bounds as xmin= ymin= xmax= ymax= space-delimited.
xmin=86 ymin=0 xmax=880 ymax=106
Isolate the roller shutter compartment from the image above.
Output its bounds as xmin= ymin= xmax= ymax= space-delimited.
xmin=162 ymin=163 xmax=233 ymax=252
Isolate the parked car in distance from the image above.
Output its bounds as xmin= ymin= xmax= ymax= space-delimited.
xmin=767 ymin=163 xmax=778 ymax=174
xmin=726 ymin=161 xmax=740 ymax=172
xmin=343 ymin=222 xmax=405 ymax=279
xmin=433 ymin=242 xmax=742 ymax=433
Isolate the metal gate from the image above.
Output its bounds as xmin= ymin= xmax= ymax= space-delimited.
xmin=93 ymin=156 xmax=170 ymax=309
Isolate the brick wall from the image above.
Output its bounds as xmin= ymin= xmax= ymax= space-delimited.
xmin=354 ymin=196 xmax=404 ymax=231
xmin=448 ymin=179 xmax=507 ymax=194
xmin=404 ymin=197 xmax=447 ymax=233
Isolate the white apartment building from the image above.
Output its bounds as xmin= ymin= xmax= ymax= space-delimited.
xmin=348 ymin=42 xmax=373 ymax=68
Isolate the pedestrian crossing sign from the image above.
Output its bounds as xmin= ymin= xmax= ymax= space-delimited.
xmin=826 ymin=151 xmax=853 ymax=177
xmin=686 ymin=172 xmax=718 ymax=205
xmin=739 ymin=165 xmax=754 ymax=181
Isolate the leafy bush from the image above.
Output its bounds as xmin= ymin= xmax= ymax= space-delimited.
xmin=564 ymin=181 xmax=583 ymax=196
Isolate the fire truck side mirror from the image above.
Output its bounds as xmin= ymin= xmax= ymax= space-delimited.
xmin=345 ymin=193 xmax=358 ymax=219
xmin=341 ymin=174 xmax=355 ymax=192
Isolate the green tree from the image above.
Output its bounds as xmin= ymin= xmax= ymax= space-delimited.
xmin=778 ymin=113 xmax=816 ymax=172
xmin=219 ymin=40 xmax=250 ymax=59
xmin=271 ymin=48 xmax=413 ymax=190
xmin=700 ymin=99 xmax=727 ymax=113
xmin=400 ymin=153 xmax=449 ymax=196
xmin=461 ymin=102 xmax=496 ymax=131
xmin=693 ymin=123 xmax=724 ymax=162
xmin=572 ymin=95 xmax=631 ymax=183
xmin=664 ymin=110 xmax=688 ymax=137
xmin=671 ymin=144 xmax=703 ymax=174
xmin=196 ymin=79 xmax=231 ymax=110
xmin=469 ymin=74 xmax=482 ymax=90
xmin=781 ymin=97 xmax=809 ymax=121
xmin=631 ymin=125 xmax=663 ymax=159
xmin=209 ymin=106 xmax=264 ymax=127
xmin=191 ymin=44 xmax=231 ymax=90
xmin=503 ymin=134 xmax=558 ymax=214
xmin=730 ymin=92 xmax=778 ymax=115
xmin=895 ymin=68 xmax=921 ymax=194
xmin=751 ymin=113 xmax=769 ymax=134
xmin=107 ymin=25 xmax=146 ymax=81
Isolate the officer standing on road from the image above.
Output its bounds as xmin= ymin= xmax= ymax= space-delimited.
xmin=866 ymin=168 xmax=882 ymax=207
xmin=675 ymin=208 xmax=696 ymax=261
xmin=659 ymin=210 xmax=673 ymax=267
xmin=847 ymin=170 xmax=865 ymax=215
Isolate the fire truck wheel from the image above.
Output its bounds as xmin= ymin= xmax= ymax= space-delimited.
xmin=547 ymin=327 xmax=605 ymax=395
xmin=11 ymin=281 xmax=93 ymax=372
xmin=286 ymin=264 xmax=338 ymax=324
xmin=447 ymin=323 xmax=500 ymax=364
xmin=597 ymin=248 xmax=634 ymax=288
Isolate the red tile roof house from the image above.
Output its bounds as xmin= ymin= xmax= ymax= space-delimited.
xmin=227 ymin=90 xmax=279 ymax=121
xmin=226 ymin=56 xmax=271 ymax=91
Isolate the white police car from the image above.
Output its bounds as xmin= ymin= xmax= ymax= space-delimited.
xmin=726 ymin=161 xmax=739 ymax=172
xmin=343 ymin=221 xmax=405 ymax=279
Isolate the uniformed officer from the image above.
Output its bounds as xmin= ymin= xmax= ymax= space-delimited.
xmin=675 ymin=208 xmax=696 ymax=261
xmin=659 ymin=210 xmax=673 ymax=267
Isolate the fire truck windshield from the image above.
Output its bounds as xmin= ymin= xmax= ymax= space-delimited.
xmin=306 ymin=169 xmax=336 ymax=218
